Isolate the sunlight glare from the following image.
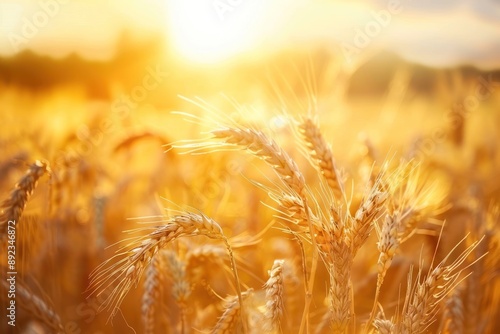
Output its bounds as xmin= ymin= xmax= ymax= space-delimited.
xmin=165 ymin=0 xmax=268 ymax=63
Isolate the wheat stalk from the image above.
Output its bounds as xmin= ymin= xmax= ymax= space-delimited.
xmin=365 ymin=162 xmax=448 ymax=331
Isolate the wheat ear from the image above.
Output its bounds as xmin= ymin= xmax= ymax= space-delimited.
xmin=0 ymin=160 xmax=49 ymax=239
xmin=298 ymin=117 xmax=344 ymax=201
xmin=211 ymin=289 xmax=252 ymax=334
xmin=440 ymin=288 xmax=464 ymax=334
xmin=142 ymin=252 xmax=165 ymax=334
xmin=264 ymin=259 xmax=285 ymax=333
xmin=89 ymin=211 xmax=243 ymax=324
xmin=386 ymin=161 xmax=446 ymax=243
xmin=273 ymin=193 xmax=318 ymax=231
xmin=210 ymin=127 xmax=306 ymax=197
xmin=272 ymin=192 xmax=335 ymax=262
xmin=349 ymin=185 xmax=387 ymax=257
xmin=399 ymin=238 xmax=482 ymax=334
xmin=1 ymin=280 xmax=64 ymax=333
xmin=373 ymin=319 xmax=395 ymax=334
xmin=163 ymin=250 xmax=190 ymax=333
xmin=325 ymin=205 xmax=353 ymax=333
xmin=366 ymin=212 xmax=401 ymax=330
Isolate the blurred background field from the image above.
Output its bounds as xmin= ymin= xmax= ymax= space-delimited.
xmin=0 ymin=1 xmax=500 ymax=333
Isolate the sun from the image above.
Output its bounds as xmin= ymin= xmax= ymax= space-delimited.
xmin=164 ymin=0 xmax=269 ymax=64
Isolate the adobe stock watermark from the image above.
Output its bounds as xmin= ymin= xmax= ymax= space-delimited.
xmin=193 ymin=158 xmax=244 ymax=209
xmin=60 ymin=288 xmax=112 ymax=334
xmin=413 ymin=74 xmax=499 ymax=160
xmin=56 ymin=64 xmax=168 ymax=169
xmin=6 ymin=0 xmax=70 ymax=52
xmin=213 ymin=0 xmax=244 ymax=20
xmin=340 ymin=0 xmax=408 ymax=63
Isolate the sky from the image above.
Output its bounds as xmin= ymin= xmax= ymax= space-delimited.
xmin=0 ymin=0 xmax=166 ymax=59
xmin=0 ymin=0 xmax=499 ymax=69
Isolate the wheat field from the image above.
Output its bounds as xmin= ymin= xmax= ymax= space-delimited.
xmin=1 ymin=14 xmax=500 ymax=334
